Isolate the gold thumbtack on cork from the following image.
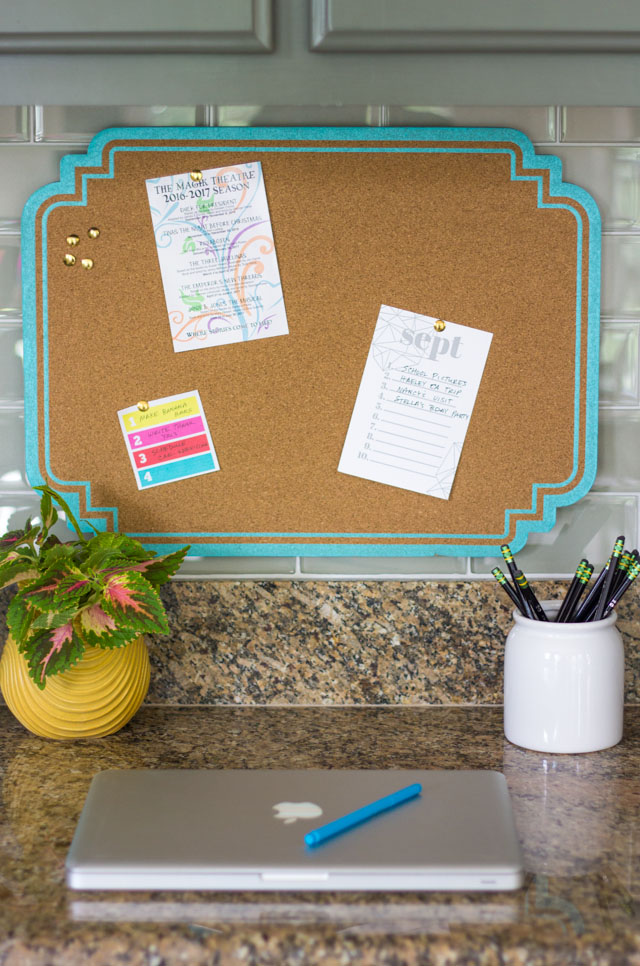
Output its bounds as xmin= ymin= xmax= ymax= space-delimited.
xmin=63 ymin=253 xmax=76 ymax=266
xmin=66 ymin=234 xmax=80 ymax=247
xmin=137 ymin=401 xmax=149 ymax=412
xmin=88 ymin=227 xmax=100 ymax=239
xmin=190 ymin=171 xmax=203 ymax=182
xmin=434 ymin=319 xmax=446 ymax=332
xmin=81 ymin=258 xmax=94 ymax=270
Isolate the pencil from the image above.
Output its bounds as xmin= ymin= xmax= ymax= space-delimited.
xmin=603 ymin=559 xmax=640 ymax=618
xmin=500 ymin=545 xmax=532 ymax=617
xmin=595 ymin=535 xmax=625 ymax=621
xmin=613 ymin=549 xmax=638 ymax=596
xmin=513 ymin=570 xmax=538 ymax=620
xmin=574 ymin=556 xmax=611 ymax=622
xmin=558 ymin=562 xmax=594 ymax=623
xmin=555 ymin=558 xmax=588 ymax=622
xmin=515 ymin=569 xmax=548 ymax=621
xmin=491 ymin=567 xmax=522 ymax=611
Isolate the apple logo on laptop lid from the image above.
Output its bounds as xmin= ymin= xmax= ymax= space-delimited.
xmin=273 ymin=802 xmax=323 ymax=825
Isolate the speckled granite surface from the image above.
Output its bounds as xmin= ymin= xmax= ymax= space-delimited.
xmin=2 ymin=579 xmax=640 ymax=705
xmin=1 ymin=706 xmax=639 ymax=965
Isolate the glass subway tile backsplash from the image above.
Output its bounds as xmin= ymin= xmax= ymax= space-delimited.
xmin=35 ymin=105 xmax=207 ymax=142
xmin=0 ymin=107 xmax=29 ymax=143
xmin=216 ymin=105 xmax=383 ymax=127
xmin=386 ymin=105 xmax=556 ymax=142
xmin=0 ymin=237 xmax=22 ymax=319
xmin=1 ymin=105 xmax=639 ymax=578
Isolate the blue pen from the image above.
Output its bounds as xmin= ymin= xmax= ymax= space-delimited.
xmin=304 ymin=782 xmax=422 ymax=848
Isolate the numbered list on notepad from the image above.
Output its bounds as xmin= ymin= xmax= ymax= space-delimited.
xmin=338 ymin=306 xmax=492 ymax=500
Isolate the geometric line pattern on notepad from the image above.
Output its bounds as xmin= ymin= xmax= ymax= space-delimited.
xmin=371 ymin=306 xmax=438 ymax=372
xmin=431 ymin=442 xmax=462 ymax=498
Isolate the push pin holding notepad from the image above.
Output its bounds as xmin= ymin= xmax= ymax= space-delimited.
xmin=434 ymin=319 xmax=446 ymax=332
xmin=137 ymin=401 xmax=149 ymax=412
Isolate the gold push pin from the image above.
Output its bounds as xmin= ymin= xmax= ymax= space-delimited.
xmin=137 ymin=401 xmax=149 ymax=412
xmin=190 ymin=170 xmax=203 ymax=182
xmin=66 ymin=234 xmax=80 ymax=247
xmin=88 ymin=227 xmax=100 ymax=239
xmin=63 ymin=253 xmax=76 ymax=266
xmin=434 ymin=319 xmax=446 ymax=332
xmin=81 ymin=258 xmax=94 ymax=270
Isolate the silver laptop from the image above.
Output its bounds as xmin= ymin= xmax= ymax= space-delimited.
xmin=66 ymin=769 xmax=524 ymax=891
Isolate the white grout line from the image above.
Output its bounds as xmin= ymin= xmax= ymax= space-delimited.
xmin=599 ymin=404 xmax=640 ymax=411
xmin=170 ymin=571 xmax=574 ymax=582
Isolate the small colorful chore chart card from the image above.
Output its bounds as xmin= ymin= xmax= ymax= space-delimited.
xmin=145 ymin=161 xmax=288 ymax=353
xmin=118 ymin=391 xmax=219 ymax=490
xmin=338 ymin=306 xmax=492 ymax=500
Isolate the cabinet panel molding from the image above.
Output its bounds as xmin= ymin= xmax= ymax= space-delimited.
xmin=0 ymin=0 xmax=273 ymax=53
xmin=312 ymin=0 xmax=640 ymax=52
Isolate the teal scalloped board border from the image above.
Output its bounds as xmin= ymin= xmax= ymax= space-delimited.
xmin=22 ymin=126 xmax=601 ymax=557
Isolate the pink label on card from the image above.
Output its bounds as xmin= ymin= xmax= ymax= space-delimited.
xmin=133 ymin=433 xmax=210 ymax=468
xmin=127 ymin=415 xmax=205 ymax=450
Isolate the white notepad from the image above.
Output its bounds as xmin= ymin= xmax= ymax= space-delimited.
xmin=339 ymin=306 xmax=492 ymax=499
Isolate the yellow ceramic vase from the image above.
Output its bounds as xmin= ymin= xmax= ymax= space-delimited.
xmin=0 ymin=635 xmax=150 ymax=739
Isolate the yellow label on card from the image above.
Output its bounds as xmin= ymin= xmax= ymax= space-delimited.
xmin=122 ymin=395 xmax=200 ymax=430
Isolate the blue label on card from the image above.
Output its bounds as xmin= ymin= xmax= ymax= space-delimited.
xmin=137 ymin=452 xmax=217 ymax=488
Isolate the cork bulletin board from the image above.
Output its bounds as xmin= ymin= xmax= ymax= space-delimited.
xmin=22 ymin=127 xmax=601 ymax=556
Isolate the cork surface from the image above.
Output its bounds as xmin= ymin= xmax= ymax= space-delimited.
xmin=2 ymin=579 xmax=640 ymax=706
xmin=31 ymin=134 xmax=592 ymax=549
xmin=0 ymin=705 xmax=639 ymax=965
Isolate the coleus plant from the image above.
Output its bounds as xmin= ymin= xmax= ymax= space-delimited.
xmin=0 ymin=485 xmax=189 ymax=689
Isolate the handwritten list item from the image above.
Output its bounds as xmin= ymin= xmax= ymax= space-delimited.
xmin=338 ymin=306 xmax=493 ymax=500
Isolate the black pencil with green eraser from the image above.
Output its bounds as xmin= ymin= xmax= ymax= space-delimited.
xmin=559 ymin=562 xmax=594 ymax=623
xmin=613 ymin=549 xmax=638 ymax=596
xmin=513 ymin=568 xmax=548 ymax=621
xmin=491 ymin=567 xmax=522 ymax=612
xmin=603 ymin=558 xmax=640 ymax=618
xmin=556 ymin=558 xmax=589 ymax=622
xmin=514 ymin=570 xmax=540 ymax=620
xmin=595 ymin=535 xmax=625 ymax=621
xmin=500 ymin=545 xmax=531 ymax=616
xmin=574 ymin=555 xmax=611 ymax=622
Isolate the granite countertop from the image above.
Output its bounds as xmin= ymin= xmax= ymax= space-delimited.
xmin=1 ymin=705 xmax=639 ymax=966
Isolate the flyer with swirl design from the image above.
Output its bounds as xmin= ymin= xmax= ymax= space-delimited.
xmin=146 ymin=162 xmax=288 ymax=352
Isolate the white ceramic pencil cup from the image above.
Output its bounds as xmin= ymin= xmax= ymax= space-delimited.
xmin=504 ymin=602 xmax=624 ymax=753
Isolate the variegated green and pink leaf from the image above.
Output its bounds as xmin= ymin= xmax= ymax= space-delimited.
xmin=78 ymin=603 xmax=141 ymax=649
xmin=6 ymin=594 xmax=36 ymax=645
xmin=18 ymin=623 xmax=85 ymax=689
xmin=0 ymin=555 xmax=39 ymax=591
xmin=101 ymin=571 xmax=168 ymax=636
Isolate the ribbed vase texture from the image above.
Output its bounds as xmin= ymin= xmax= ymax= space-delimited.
xmin=0 ymin=635 xmax=150 ymax=739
